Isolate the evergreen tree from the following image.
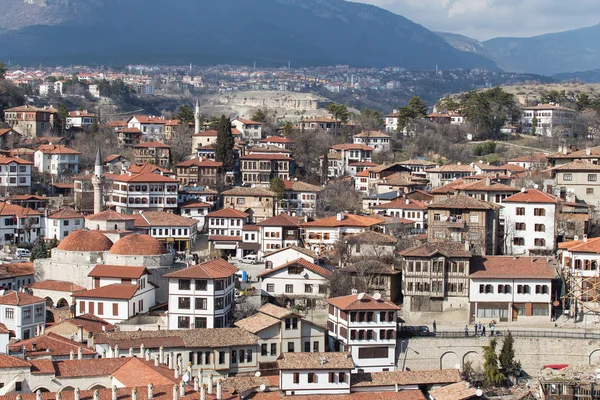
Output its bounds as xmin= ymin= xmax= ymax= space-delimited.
xmin=175 ymin=104 xmax=195 ymax=124
xmin=282 ymin=121 xmax=294 ymax=136
xmin=482 ymin=338 xmax=505 ymax=387
xmin=499 ymin=331 xmax=521 ymax=377
xmin=214 ymin=115 xmax=235 ymax=172
xmin=326 ymin=103 xmax=350 ymax=134
xmin=531 ymin=115 xmax=538 ymax=136
xmin=0 ymin=62 xmax=6 ymax=80
xmin=30 ymin=241 xmax=48 ymax=261
xmin=269 ymin=177 xmax=286 ymax=200
xmin=321 ymin=152 xmax=329 ymax=184
xmin=49 ymin=236 xmax=60 ymax=249
xmin=396 ymin=96 xmax=428 ymax=131
xmin=252 ymin=108 xmax=268 ymax=123
xmin=57 ymin=103 xmax=69 ymax=135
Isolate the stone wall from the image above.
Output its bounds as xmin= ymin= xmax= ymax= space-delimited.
xmin=401 ymin=336 xmax=600 ymax=375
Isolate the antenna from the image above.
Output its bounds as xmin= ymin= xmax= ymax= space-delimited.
xmin=258 ymin=384 xmax=266 ymax=392
xmin=373 ymin=292 xmax=382 ymax=300
xmin=357 ymin=293 xmax=365 ymax=300
xmin=255 ymin=371 xmax=261 ymax=377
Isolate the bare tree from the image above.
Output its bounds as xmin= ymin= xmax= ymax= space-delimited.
xmin=169 ymin=124 xmax=193 ymax=165
xmin=71 ymin=125 xmax=125 ymax=171
xmin=316 ymin=180 xmax=362 ymax=217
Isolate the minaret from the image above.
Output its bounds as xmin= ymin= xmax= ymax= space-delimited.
xmin=194 ymin=99 xmax=201 ymax=135
xmin=92 ymin=148 xmax=104 ymax=215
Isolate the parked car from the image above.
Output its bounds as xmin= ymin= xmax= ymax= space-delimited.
xmin=241 ymin=254 xmax=258 ymax=264
xmin=399 ymin=325 xmax=434 ymax=337
xmin=16 ymin=248 xmax=30 ymax=259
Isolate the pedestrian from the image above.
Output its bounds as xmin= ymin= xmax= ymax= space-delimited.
xmin=490 ymin=324 xmax=495 ymax=336
xmin=482 ymin=326 xmax=486 ymax=336
xmin=433 ymin=320 xmax=437 ymax=333
xmin=464 ymin=325 xmax=469 ymax=337
xmin=473 ymin=324 xmax=477 ymax=336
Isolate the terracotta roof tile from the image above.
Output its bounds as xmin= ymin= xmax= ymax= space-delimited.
xmin=208 ymin=235 xmax=242 ymax=242
xmin=427 ymin=164 xmax=475 ymax=173
xmin=47 ymin=208 xmax=83 ymax=219
xmin=236 ymin=118 xmax=262 ymax=125
xmin=0 ymin=290 xmax=44 ymax=306
xmin=29 ymin=280 xmax=85 ymax=292
xmin=454 ymin=180 xmax=519 ymax=192
xmin=351 ymin=369 xmax=461 ymax=387
xmin=282 ymin=180 xmax=321 ymax=192
xmin=257 ymin=303 xmax=297 ymax=319
xmin=0 ymin=354 xmax=31 ymax=369
xmin=180 ymin=201 xmax=212 ymax=209
xmin=259 ymin=136 xmax=293 ymax=143
xmin=86 ymin=210 xmax=136 ymax=221
xmin=234 ymin=313 xmax=280 ymax=334
xmin=509 ymin=154 xmax=548 ymax=163
xmin=128 ymin=162 xmax=173 ymax=176
xmin=301 ymin=213 xmax=382 ymax=228
xmin=88 ymin=265 xmax=149 ymax=279
xmin=0 ymin=262 xmax=33 ymax=279
xmin=252 ymin=391 xmax=426 ymax=400
xmin=372 ymin=198 xmax=427 ymax=210
xmin=240 ymin=153 xmax=292 ymax=161
xmin=256 ymin=213 xmax=301 ymax=227
xmin=106 ymin=173 xmax=179 ymax=183
xmin=400 ymin=242 xmax=471 ymax=258
xmin=279 ymin=352 xmax=354 ymax=370
xmin=56 ymin=230 xmax=114 ymax=252
xmin=109 ymin=234 xmax=168 ymax=256
xmin=331 ymin=143 xmax=374 ymax=151
xmin=0 ymin=202 xmax=42 ymax=217
xmin=552 ymin=160 xmax=600 ymax=171
xmin=0 ymin=156 xmax=33 ymax=165
xmin=37 ymin=144 xmax=81 ymax=155
xmin=429 ymin=381 xmax=478 ymax=400
xmin=257 ymin=258 xmax=332 ymax=279
xmin=130 ymin=116 xmax=167 ymax=125
xmin=206 ymin=208 xmax=249 ymax=218
xmin=138 ymin=211 xmax=198 ymax=227
xmin=503 ymin=189 xmax=560 ymax=204
xmin=222 ymin=186 xmax=276 ymax=197
xmin=559 ymin=237 xmax=600 ymax=253
xmin=470 ymin=256 xmax=556 ymax=279
xmin=164 ymin=258 xmax=238 ymax=279
xmin=327 ymin=293 xmax=399 ymax=311
xmin=112 ymin=357 xmax=177 ymax=386
xmin=73 ymin=284 xmax=139 ymax=300
xmin=47 ymin=313 xmax=114 ymax=335
xmin=192 ymin=129 xmax=218 ymax=137
xmin=428 ymin=194 xmax=498 ymax=210
xmin=353 ymin=131 xmax=391 ymax=138
xmin=345 ymin=230 xmax=397 ymax=244
xmin=9 ymin=333 xmax=96 ymax=356
xmin=175 ymin=157 xmax=222 ymax=168
xmin=264 ymin=245 xmax=317 ymax=260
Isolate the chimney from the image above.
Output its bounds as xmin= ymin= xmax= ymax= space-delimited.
xmin=336 ymin=212 xmax=345 ymax=222
xmin=485 ymin=178 xmax=492 ymax=186
xmin=131 ymin=388 xmax=137 ymax=400
xmin=208 ymin=374 xmax=214 ymax=394
xmin=77 ymin=346 xmax=83 ymax=360
xmin=114 ymin=345 xmax=120 ymax=358
xmin=159 ymin=346 xmax=164 ymax=364
xmin=172 ymin=385 xmax=178 ymax=400
xmin=140 ymin=343 xmax=145 ymax=358
xmin=584 ymin=234 xmax=588 ymax=243
xmin=36 ymin=391 xmax=42 ymax=400
xmin=169 ymin=352 xmax=174 ymax=369
xmin=194 ymin=378 xmax=199 ymax=392
xmin=148 ymin=384 xmax=153 ymax=400
xmin=155 ymin=356 xmax=160 ymax=367
xmin=93 ymin=390 xmax=99 ymax=400
xmin=175 ymin=368 xmax=179 ymax=379
xmin=216 ymin=380 xmax=223 ymax=400
xmin=56 ymin=393 xmax=61 ymax=400
xmin=587 ymin=147 xmax=592 ymax=156
xmin=112 ymin=386 xmax=117 ymax=400
xmin=145 ymin=350 xmax=151 ymax=361
xmin=563 ymin=146 xmax=568 ymax=155
xmin=465 ymin=240 xmax=470 ymax=252
xmin=70 ymin=350 xmax=74 ymax=360
xmin=405 ymin=198 xmax=410 ymax=205
xmin=200 ymin=385 xmax=206 ymax=400
xmin=179 ymin=381 xmax=185 ymax=397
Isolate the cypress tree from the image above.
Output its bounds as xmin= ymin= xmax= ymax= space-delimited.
xmin=483 ymin=338 xmax=505 ymax=387
xmin=499 ymin=331 xmax=521 ymax=377
xmin=214 ymin=115 xmax=235 ymax=172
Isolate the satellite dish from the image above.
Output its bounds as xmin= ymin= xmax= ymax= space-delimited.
xmin=455 ymin=364 xmax=461 ymax=370
xmin=373 ymin=292 xmax=382 ymax=300
xmin=520 ymin=188 xmax=526 ymax=193
xmin=182 ymin=373 xmax=190 ymax=383
xmin=534 ymin=184 xmax=539 ymax=189
xmin=476 ymin=389 xmax=483 ymax=397
xmin=259 ymin=384 xmax=266 ymax=392
xmin=96 ymin=257 xmax=102 ymax=263
xmin=255 ymin=371 xmax=261 ymax=377
xmin=357 ymin=293 xmax=365 ymax=300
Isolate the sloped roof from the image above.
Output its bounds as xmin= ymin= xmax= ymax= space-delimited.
xmin=282 ymin=179 xmax=321 ymax=192
xmin=279 ymin=352 xmax=354 ymax=370
xmin=164 ymin=258 xmax=238 ymax=279
xmin=470 ymin=256 xmax=555 ymax=279
xmin=8 ymin=333 xmax=96 ymax=356
xmin=371 ymin=198 xmax=427 ymax=210
xmin=503 ymin=189 xmax=560 ymax=204
xmin=37 ymin=144 xmax=81 ymax=155
xmin=138 ymin=211 xmax=198 ymax=227
xmin=47 ymin=208 xmax=83 ymax=219
xmin=327 ymin=293 xmax=399 ymax=311
xmin=257 ymin=258 xmax=332 ymax=279
xmin=0 ymin=290 xmax=44 ymax=306
xmin=72 ymin=284 xmax=139 ymax=300
xmin=559 ymin=237 xmax=600 ymax=253
xmin=88 ymin=265 xmax=149 ymax=279
xmin=234 ymin=313 xmax=280 ymax=334
xmin=85 ymin=210 xmax=135 ymax=221
xmin=56 ymin=230 xmax=114 ymax=252
xmin=264 ymin=245 xmax=317 ymax=260
xmin=428 ymin=194 xmax=498 ymax=210
xmin=256 ymin=213 xmax=301 ymax=227
xmin=29 ymin=280 xmax=85 ymax=293
xmin=222 ymin=187 xmax=276 ymax=197
xmin=259 ymin=136 xmax=294 ymax=143
xmin=351 ymin=369 xmax=461 ymax=387
xmin=301 ymin=213 xmax=382 ymax=228
xmin=206 ymin=208 xmax=249 ymax=218
xmin=400 ymin=242 xmax=471 ymax=258
xmin=353 ymin=131 xmax=391 ymax=138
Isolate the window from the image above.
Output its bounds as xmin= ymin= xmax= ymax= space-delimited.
xmin=285 ymin=284 xmax=293 ymax=293
xmin=304 ymin=342 xmax=310 ymax=352
xmin=195 ymin=298 xmax=207 ymax=310
xmin=516 ymin=207 xmax=525 ymax=216
xmin=534 ymin=208 xmax=546 ymax=217
xmin=313 ymin=341 xmax=319 ymax=352
xmin=195 ymin=280 xmax=207 ymax=290
xmin=513 ymin=237 xmax=525 ymax=246
xmin=517 ymin=285 xmax=531 ymax=294
xmin=178 ymin=297 xmax=191 ymax=309
xmin=113 ymin=303 xmax=119 ymax=316
xmin=98 ymin=302 xmax=104 ymax=315
xmin=247 ymin=350 xmax=252 ymax=362
xmin=35 ymin=305 xmax=43 ymax=317
xmin=261 ymin=344 xmax=268 ymax=356
xmin=589 ymin=174 xmax=597 ymax=182
xmin=358 ymin=347 xmax=388 ymax=359
xmin=535 ymin=224 xmax=545 ymax=232
xmin=231 ymin=350 xmax=237 ymax=363
xmin=178 ymin=279 xmax=191 ymax=290
xmin=536 ymin=285 xmax=549 ymax=294
xmin=304 ymin=284 xmax=313 ymax=293
xmin=515 ymin=222 xmax=526 ymax=231
xmin=563 ymin=173 xmax=573 ymax=181
xmin=271 ymin=343 xmax=277 ymax=356
xmin=215 ymin=280 xmax=224 ymax=291
xmin=329 ymin=372 xmax=335 ymax=383
xmin=267 ymin=283 xmax=275 ymax=292
xmin=339 ymin=372 xmax=346 ymax=383
xmin=215 ymin=297 xmax=224 ymax=310
xmin=535 ymin=238 xmax=546 ymax=247
xmin=293 ymin=373 xmax=300 ymax=384
xmin=288 ymin=342 xmax=295 ymax=352
xmin=587 ymin=188 xmax=595 ymax=195
xmin=308 ymin=373 xmax=316 ymax=383
xmin=178 ymin=316 xmax=190 ymax=328
xmin=219 ymin=351 xmax=225 ymax=364
xmin=23 ymin=309 xmax=31 ymax=319
xmin=195 ymin=317 xmax=207 ymax=328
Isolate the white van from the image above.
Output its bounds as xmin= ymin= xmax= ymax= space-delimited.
xmin=241 ymin=254 xmax=258 ymax=264
xmin=16 ymin=248 xmax=30 ymax=258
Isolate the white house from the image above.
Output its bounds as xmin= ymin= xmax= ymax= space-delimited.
xmin=278 ymin=352 xmax=354 ymax=396
xmin=135 ymin=211 xmax=198 ymax=252
xmin=39 ymin=81 xmax=64 ymax=97
xmin=206 ymin=208 xmax=249 ymax=256
xmin=279 ymin=180 xmax=321 ymax=217
xmin=263 ymin=246 xmax=318 ymax=269
xmin=180 ymin=202 xmax=211 ymax=232
xmin=0 ymin=156 xmax=33 ymax=190
xmin=327 ymin=293 xmax=399 ymax=372
xmin=231 ymin=118 xmax=263 ymax=144
xmin=234 ymin=303 xmax=327 ymax=363
xmin=44 ymin=208 xmax=84 ymax=241
xmin=324 ymin=144 xmax=374 ymax=178
xmin=559 ymin=237 xmax=600 ymax=307
xmin=0 ymin=203 xmax=43 ymax=246
xmin=426 ymin=164 xmax=476 ymax=188
xmin=258 ymin=136 xmax=294 ymax=149
xmin=104 ymin=172 xmax=179 ymax=213
xmin=353 ymin=131 xmax=391 ymax=152
xmin=127 ymin=115 xmax=166 ymax=139
xmin=0 ymin=290 xmax=46 ymax=340
xmin=384 ymin=111 xmax=400 ymax=133
xmin=469 ymin=256 xmax=555 ymax=323
xmin=73 ymin=265 xmax=156 ymax=324
xmin=256 ymin=213 xmax=301 ymax=256
xmin=34 ymin=144 xmax=81 ymax=176
xmin=258 ymin=258 xmax=332 ymax=307
xmin=503 ymin=189 xmax=560 ymax=255
xmin=300 ymin=213 xmax=382 ymax=255
xmin=522 ymin=104 xmax=575 ymax=137
xmin=66 ymin=110 xmax=97 ymax=130
xmin=164 ymin=258 xmax=238 ymax=329
xmin=370 ymin=198 xmax=428 ymax=231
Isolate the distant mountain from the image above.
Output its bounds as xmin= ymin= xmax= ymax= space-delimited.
xmin=483 ymin=23 xmax=600 ymax=76
xmin=435 ymin=32 xmax=495 ymax=60
xmin=553 ymin=69 xmax=600 ymax=83
xmin=0 ymin=0 xmax=499 ymax=70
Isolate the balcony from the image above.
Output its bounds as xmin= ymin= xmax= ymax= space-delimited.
xmin=433 ymin=218 xmax=465 ymax=229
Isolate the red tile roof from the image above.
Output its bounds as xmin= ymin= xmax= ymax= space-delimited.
xmin=558 ymin=237 xmax=600 ymax=253
xmin=371 ymin=198 xmax=427 ymax=210
xmin=37 ymin=144 xmax=81 ymax=155
xmin=56 ymin=230 xmax=114 ymax=252
xmin=175 ymin=157 xmax=222 ymax=168
xmin=470 ymin=256 xmax=556 ymax=279
xmin=331 ymin=143 xmax=374 ymax=151
xmin=73 ymin=283 xmax=139 ymax=300
xmin=0 ymin=263 xmax=33 ymax=279
xmin=138 ymin=211 xmax=198 ymax=227
xmin=208 ymin=235 xmax=242 ymax=242
xmin=128 ymin=162 xmax=173 ymax=176
xmin=259 ymin=136 xmax=293 ymax=143
xmin=192 ymin=129 xmax=218 ymax=137
xmin=106 ymin=173 xmax=179 ymax=183
xmin=111 ymin=357 xmax=177 ymax=386
xmin=301 ymin=213 xmax=382 ymax=228
xmin=88 ymin=265 xmax=149 ymax=279
xmin=29 ymin=280 xmax=85 ymax=292
xmin=0 ymin=354 xmax=31 ymax=369
xmin=0 ymin=202 xmax=42 ymax=217
xmin=206 ymin=208 xmax=249 ymax=218
xmin=327 ymin=293 xmax=399 ymax=311
xmin=236 ymin=118 xmax=262 ymax=125
xmin=47 ymin=208 xmax=83 ymax=219
xmin=164 ymin=258 xmax=238 ymax=279
xmin=48 ymin=313 xmax=114 ymax=335
xmin=503 ymin=189 xmax=560 ymax=204
xmin=180 ymin=201 xmax=212 ymax=209
xmin=240 ymin=153 xmax=292 ymax=161
xmin=258 ymin=258 xmax=332 ymax=279
xmin=109 ymin=234 xmax=168 ymax=256
xmin=85 ymin=210 xmax=136 ymax=221
xmin=282 ymin=180 xmax=321 ymax=192
xmin=0 ymin=156 xmax=33 ymax=165
xmin=134 ymin=141 xmax=170 ymax=149
xmin=8 ymin=333 xmax=97 ymax=356
xmin=256 ymin=213 xmax=301 ymax=227
xmin=130 ymin=116 xmax=167 ymax=125
xmin=0 ymin=290 xmax=44 ymax=306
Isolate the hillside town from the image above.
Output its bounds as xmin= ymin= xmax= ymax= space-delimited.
xmin=0 ymin=62 xmax=600 ymax=400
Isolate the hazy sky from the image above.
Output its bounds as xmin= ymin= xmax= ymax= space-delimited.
xmin=353 ymin=0 xmax=599 ymax=41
